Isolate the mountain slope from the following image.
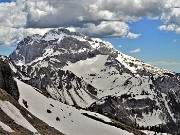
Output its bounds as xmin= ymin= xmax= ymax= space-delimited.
xmin=9 ymin=28 xmax=174 ymax=107
xmin=63 ymin=53 xmax=180 ymax=132
xmin=0 ymin=56 xmax=145 ymax=135
xmin=15 ymin=78 xmax=138 ymax=135
xmin=0 ymin=88 xmax=64 ymax=135
xmin=0 ymin=58 xmax=64 ymax=135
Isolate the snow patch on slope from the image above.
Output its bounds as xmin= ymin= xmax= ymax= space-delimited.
xmin=9 ymin=62 xmax=17 ymax=73
xmin=0 ymin=121 xmax=14 ymax=133
xmin=64 ymin=55 xmax=109 ymax=76
xmin=116 ymin=53 xmax=137 ymax=73
xmin=0 ymin=100 xmax=39 ymax=134
xmin=136 ymin=109 xmax=165 ymax=127
xmin=142 ymin=130 xmax=172 ymax=135
xmin=81 ymin=111 xmax=111 ymax=123
xmin=162 ymin=93 xmax=176 ymax=122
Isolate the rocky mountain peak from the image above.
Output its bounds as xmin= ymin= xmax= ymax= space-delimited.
xmin=18 ymin=34 xmax=42 ymax=46
xmin=9 ymin=28 xmax=116 ymax=66
xmin=42 ymin=28 xmax=83 ymax=38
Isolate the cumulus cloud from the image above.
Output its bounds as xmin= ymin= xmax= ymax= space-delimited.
xmin=0 ymin=26 xmax=49 ymax=46
xmin=159 ymin=1 xmax=180 ymax=33
xmin=75 ymin=21 xmax=129 ymax=37
xmin=25 ymin=0 xmax=169 ymax=28
xmin=1 ymin=0 xmax=180 ymax=46
xmin=129 ymin=48 xmax=141 ymax=53
xmin=159 ymin=24 xmax=180 ymax=33
xmin=0 ymin=2 xmax=27 ymax=27
xmin=23 ymin=0 xmax=180 ymax=35
xmin=127 ymin=32 xmax=141 ymax=39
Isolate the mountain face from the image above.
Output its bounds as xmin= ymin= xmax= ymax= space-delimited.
xmin=9 ymin=28 xmax=180 ymax=134
xmin=0 ymin=58 xmax=142 ymax=135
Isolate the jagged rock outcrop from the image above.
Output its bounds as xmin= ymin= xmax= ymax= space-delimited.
xmin=0 ymin=58 xmax=19 ymax=101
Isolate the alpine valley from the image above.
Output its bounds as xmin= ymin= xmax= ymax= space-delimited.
xmin=0 ymin=28 xmax=180 ymax=135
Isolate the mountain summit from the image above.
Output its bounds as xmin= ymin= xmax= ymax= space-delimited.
xmin=8 ymin=28 xmax=180 ymax=134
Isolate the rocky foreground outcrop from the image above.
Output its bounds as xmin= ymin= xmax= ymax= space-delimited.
xmin=0 ymin=58 xmax=19 ymax=100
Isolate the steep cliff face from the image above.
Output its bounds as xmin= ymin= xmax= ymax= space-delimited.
xmin=0 ymin=58 xmax=19 ymax=101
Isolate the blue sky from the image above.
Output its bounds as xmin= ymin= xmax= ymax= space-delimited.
xmin=0 ymin=0 xmax=180 ymax=72
xmin=0 ymin=0 xmax=15 ymax=2
xmin=102 ymin=18 xmax=180 ymax=72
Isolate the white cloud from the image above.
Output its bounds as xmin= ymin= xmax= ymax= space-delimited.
xmin=24 ymin=0 xmax=180 ymax=33
xmin=0 ymin=26 xmax=49 ymax=46
xmin=159 ymin=24 xmax=180 ymax=33
xmin=148 ymin=61 xmax=180 ymax=66
xmin=129 ymin=48 xmax=141 ymax=53
xmin=118 ymin=45 xmax=122 ymax=48
xmin=0 ymin=2 xmax=27 ymax=27
xmin=127 ymin=32 xmax=141 ymax=39
xmin=148 ymin=61 xmax=180 ymax=72
xmin=159 ymin=24 xmax=176 ymax=31
xmin=1 ymin=0 xmax=180 ymax=46
xmin=173 ymin=39 xmax=177 ymax=43
xmin=75 ymin=21 xmax=129 ymax=38
xmin=159 ymin=1 xmax=180 ymax=33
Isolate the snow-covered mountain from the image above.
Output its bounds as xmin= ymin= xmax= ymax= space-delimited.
xmin=8 ymin=28 xmax=180 ymax=134
xmin=0 ymin=58 xmax=143 ymax=135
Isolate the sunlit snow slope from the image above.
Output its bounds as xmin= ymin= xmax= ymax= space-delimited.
xmin=15 ymin=78 xmax=134 ymax=135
